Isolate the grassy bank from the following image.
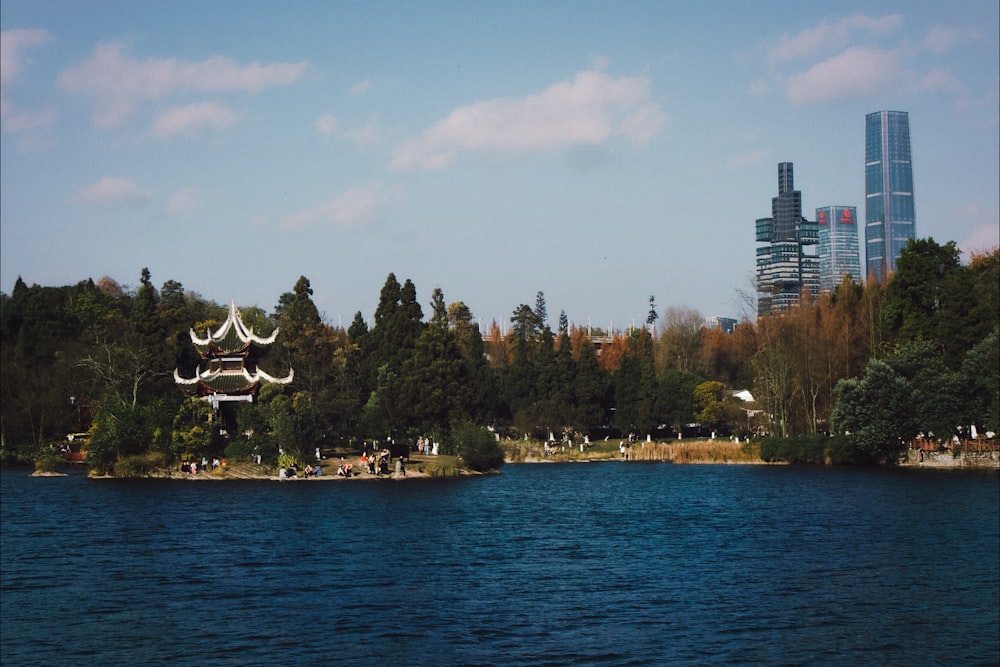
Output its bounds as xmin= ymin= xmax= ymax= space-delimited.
xmin=502 ymin=438 xmax=763 ymax=464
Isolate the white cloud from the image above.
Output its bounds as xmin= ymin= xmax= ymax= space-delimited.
xmin=153 ymin=102 xmax=242 ymax=137
xmin=2 ymin=107 xmax=56 ymax=131
xmin=391 ymin=69 xmax=666 ymax=171
xmin=786 ymin=47 xmax=902 ymax=105
xmin=350 ymin=80 xmax=373 ymax=96
xmin=0 ymin=28 xmax=50 ymax=84
xmin=280 ymin=184 xmax=389 ymax=230
xmin=1 ymin=28 xmax=54 ymax=143
xmin=75 ymin=176 xmax=153 ymax=206
xmin=769 ymin=14 xmax=902 ymax=62
xmin=345 ymin=123 xmax=381 ymax=146
xmin=922 ymin=25 xmax=970 ymax=55
xmin=315 ymin=114 xmax=338 ymax=136
xmin=727 ymin=149 xmax=769 ymax=168
xmin=747 ymin=79 xmax=770 ymax=97
xmin=957 ymin=204 xmax=1000 ymax=260
xmin=58 ymin=41 xmax=308 ymax=127
xmin=918 ymin=68 xmax=964 ymax=94
xmin=168 ymin=187 xmax=199 ymax=214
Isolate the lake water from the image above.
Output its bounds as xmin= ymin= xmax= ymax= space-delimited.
xmin=2 ymin=463 xmax=997 ymax=666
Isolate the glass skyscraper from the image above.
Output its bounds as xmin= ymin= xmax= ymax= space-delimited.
xmin=756 ymin=162 xmax=818 ymax=315
xmin=865 ymin=111 xmax=915 ymax=282
xmin=816 ymin=205 xmax=861 ymax=291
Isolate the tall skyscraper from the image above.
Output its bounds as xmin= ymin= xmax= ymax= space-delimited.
xmin=865 ymin=110 xmax=915 ymax=282
xmin=756 ymin=162 xmax=818 ymax=315
xmin=816 ymin=205 xmax=861 ymax=291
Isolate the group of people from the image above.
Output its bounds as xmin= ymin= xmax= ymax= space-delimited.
xmin=278 ymin=463 xmax=323 ymax=479
xmin=416 ymin=437 xmax=438 ymax=456
xmin=619 ymin=441 xmax=635 ymax=461
xmin=181 ymin=457 xmax=225 ymax=474
xmin=359 ymin=450 xmax=400 ymax=476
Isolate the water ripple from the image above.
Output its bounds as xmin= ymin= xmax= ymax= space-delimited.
xmin=2 ymin=464 xmax=998 ymax=666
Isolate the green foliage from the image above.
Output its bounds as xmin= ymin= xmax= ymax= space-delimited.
xmin=234 ymin=398 xmax=276 ymax=462
xmin=3 ymin=244 xmax=996 ymax=472
xmin=693 ymin=381 xmax=728 ymax=426
xmin=171 ymin=397 xmax=215 ymax=460
xmin=884 ymin=238 xmax=985 ymax=368
xmin=34 ymin=450 xmax=64 ymax=473
xmin=962 ymin=328 xmax=1000 ymax=435
xmin=111 ymin=452 xmax=171 ymax=478
xmin=757 ymin=434 xmax=857 ymax=464
xmin=451 ymin=423 xmax=505 ymax=472
xmin=87 ymin=402 xmax=166 ymax=474
xmin=831 ymin=359 xmax=918 ymax=464
xmin=613 ymin=329 xmax=657 ymax=435
xmin=658 ymin=369 xmax=702 ymax=431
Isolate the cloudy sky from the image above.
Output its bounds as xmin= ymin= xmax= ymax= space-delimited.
xmin=2 ymin=1 xmax=997 ymax=329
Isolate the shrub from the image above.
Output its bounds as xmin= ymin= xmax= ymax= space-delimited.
xmin=34 ymin=451 xmax=63 ymax=473
xmin=111 ymin=454 xmax=158 ymax=478
xmin=452 ymin=423 xmax=505 ymax=472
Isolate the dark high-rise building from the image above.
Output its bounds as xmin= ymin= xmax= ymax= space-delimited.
xmin=755 ymin=162 xmax=818 ymax=315
xmin=816 ymin=205 xmax=861 ymax=291
xmin=865 ymin=110 xmax=915 ymax=281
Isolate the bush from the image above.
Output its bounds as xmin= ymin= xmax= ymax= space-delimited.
xmin=452 ymin=423 xmax=504 ymax=472
xmin=759 ymin=435 xmax=828 ymax=464
xmin=757 ymin=434 xmax=871 ymax=465
xmin=34 ymin=451 xmax=63 ymax=473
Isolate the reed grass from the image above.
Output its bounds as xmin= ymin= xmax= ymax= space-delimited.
xmin=501 ymin=438 xmax=763 ymax=464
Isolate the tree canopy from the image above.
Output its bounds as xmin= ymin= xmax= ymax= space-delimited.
xmin=2 ymin=241 xmax=996 ymax=468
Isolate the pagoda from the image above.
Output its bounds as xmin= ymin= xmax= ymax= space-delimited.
xmin=174 ymin=302 xmax=293 ymax=409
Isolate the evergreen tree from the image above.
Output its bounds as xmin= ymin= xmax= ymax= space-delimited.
xmin=573 ymin=335 xmax=609 ymax=432
xmin=831 ymin=359 xmax=918 ymax=464
xmin=534 ymin=290 xmax=547 ymax=329
xmin=884 ymin=238 xmax=981 ymax=368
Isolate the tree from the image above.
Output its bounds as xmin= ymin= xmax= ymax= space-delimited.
xmin=961 ymin=328 xmax=1000 ymax=435
xmin=534 ymin=291 xmax=547 ymax=329
xmin=455 ymin=320 xmax=497 ymax=426
xmin=693 ymin=381 xmax=738 ymax=430
xmin=573 ymin=333 xmax=609 ymax=431
xmin=658 ymin=369 xmax=702 ymax=435
xmin=752 ymin=315 xmax=796 ymax=437
xmin=275 ymin=276 xmax=335 ymax=395
xmin=271 ymin=277 xmax=342 ymax=452
xmin=614 ymin=329 xmax=657 ymax=436
xmin=884 ymin=340 xmax=965 ymax=442
xmin=831 ymin=359 xmax=917 ymax=464
xmin=510 ymin=303 xmax=542 ymax=342
xmin=402 ymin=307 xmax=465 ymax=433
xmin=659 ymin=307 xmax=704 ymax=373
xmin=171 ymin=396 xmax=215 ymax=461
xmin=884 ymin=238 xmax=981 ymax=368
xmin=451 ymin=422 xmax=504 ymax=472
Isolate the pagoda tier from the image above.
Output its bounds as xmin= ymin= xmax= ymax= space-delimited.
xmin=174 ymin=302 xmax=293 ymax=404
xmin=189 ymin=301 xmax=281 ymax=355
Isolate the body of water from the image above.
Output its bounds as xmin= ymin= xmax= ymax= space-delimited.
xmin=2 ymin=463 xmax=998 ymax=666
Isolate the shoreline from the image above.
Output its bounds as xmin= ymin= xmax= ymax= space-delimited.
xmin=25 ymin=445 xmax=999 ymax=479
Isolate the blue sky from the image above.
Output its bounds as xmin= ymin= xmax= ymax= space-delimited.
xmin=2 ymin=1 xmax=997 ymax=330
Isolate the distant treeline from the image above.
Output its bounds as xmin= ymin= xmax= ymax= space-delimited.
xmin=1 ymin=238 xmax=996 ymax=470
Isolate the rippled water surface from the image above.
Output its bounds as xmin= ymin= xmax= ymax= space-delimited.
xmin=2 ymin=463 xmax=998 ymax=666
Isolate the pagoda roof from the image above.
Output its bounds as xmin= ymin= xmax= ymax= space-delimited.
xmin=174 ymin=366 xmax=294 ymax=395
xmin=190 ymin=301 xmax=280 ymax=354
